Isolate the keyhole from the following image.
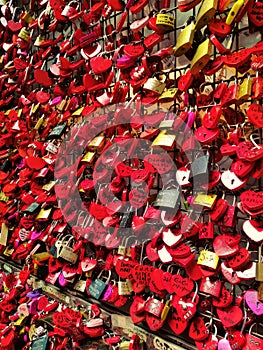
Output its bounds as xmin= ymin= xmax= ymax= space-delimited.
xmin=231 ymin=178 xmax=235 ymax=185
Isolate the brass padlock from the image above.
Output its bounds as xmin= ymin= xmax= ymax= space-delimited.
xmin=257 ymin=282 xmax=263 ymax=301
xmin=195 ymin=0 xmax=218 ymax=30
xmin=173 ymin=21 xmax=195 ymax=57
xmin=191 ymin=38 xmax=212 ymax=75
xmin=160 ymin=298 xmax=171 ymax=321
xmin=237 ymin=75 xmax=251 ymax=104
xmin=256 ymin=243 xmax=263 ymax=281
xmin=87 ymin=135 xmax=105 ymax=152
xmin=151 ymin=130 xmax=176 ymax=150
xmin=118 ymin=279 xmax=132 ymax=295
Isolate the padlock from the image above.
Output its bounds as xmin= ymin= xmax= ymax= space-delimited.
xmin=173 ymin=20 xmax=195 ymax=57
xmin=154 ymin=189 xmax=180 ymax=209
xmin=200 ymin=277 xmax=222 ymax=297
xmin=87 ymin=135 xmax=105 ymax=152
xmin=237 ymin=74 xmax=251 ymax=104
xmin=145 ymin=297 xmax=164 ymax=317
xmin=143 ymin=77 xmax=166 ymax=95
xmin=258 ymin=282 xmax=263 ymax=301
xmin=61 ymin=1 xmax=79 ymax=17
xmin=151 ymin=130 xmax=176 ymax=150
xmin=88 ymin=270 xmax=111 ymax=300
xmin=156 ymin=10 xmax=175 ymax=32
xmin=191 ymin=38 xmax=212 ymax=75
xmin=118 ymin=279 xmax=133 ymax=295
xmin=197 ymin=249 xmax=219 ymax=270
xmin=195 ymin=0 xmax=218 ymax=30
xmin=218 ymin=197 xmax=237 ymax=229
xmin=256 ymin=243 xmax=263 ymax=281
xmin=160 ymin=297 xmax=172 ymax=320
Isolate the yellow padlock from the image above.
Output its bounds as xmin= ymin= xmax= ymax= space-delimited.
xmin=195 ymin=0 xmax=218 ymax=30
xmin=198 ymin=250 xmax=219 ymax=270
xmin=156 ymin=11 xmax=175 ymax=32
xmin=237 ymin=75 xmax=251 ymax=104
xmin=226 ymin=0 xmax=244 ymax=25
xmin=191 ymin=38 xmax=212 ymax=75
xmin=173 ymin=21 xmax=195 ymax=57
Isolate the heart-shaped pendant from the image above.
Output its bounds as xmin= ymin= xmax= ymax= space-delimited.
xmin=221 ymin=262 xmax=241 ymax=284
xmin=168 ymin=309 xmax=188 ymax=335
xmin=171 ymin=274 xmax=194 ymax=297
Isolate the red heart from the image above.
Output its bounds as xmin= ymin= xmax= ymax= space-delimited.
xmin=189 ymin=317 xmax=209 ymax=341
xmin=7 ymin=20 xmax=22 ymax=32
xmin=132 ymin=216 xmax=146 ymax=234
xmin=150 ymin=268 xmax=165 ymax=291
xmin=240 ymin=190 xmax=263 ymax=210
xmin=212 ymin=285 xmax=233 ymax=308
xmin=208 ymin=17 xmax=231 ymax=37
xmin=221 ymin=263 xmax=241 ymax=284
xmin=14 ymin=58 xmax=28 ymax=70
xmin=34 ymin=69 xmax=54 ymax=87
xmin=131 ymin=280 xmax=146 ymax=293
xmin=90 ymin=56 xmax=112 ymax=74
xmin=247 ymin=103 xmax=263 ymax=128
xmin=124 ymin=44 xmax=144 ymax=58
xmin=168 ymin=310 xmax=188 ymax=335
xmin=26 ymin=156 xmax=46 ymax=170
xmin=217 ymin=306 xmax=243 ymax=327
xmin=248 ymin=0 xmax=263 ymax=27
xmin=36 ymin=91 xmax=50 ymax=104
xmin=195 ymin=126 xmax=220 ymax=144
xmin=146 ymin=313 xmax=164 ymax=331
xmin=171 ymin=275 xmax=194 ymax=297
xmin=144 ymin=153 xmax=174 ymax=174
xmin=130 ymin=297 xmax=146 ymax=324
xmin=228 ymin=330 xmax=246 ymax=349
xmin=213 ymin=236 xmax=239 ymax=258
xmin=115 ymin=259 xmax=136 ymax=279
xmin=231 ymin=159 xmax=255 ymax=178
xmin=178 ymin=70 xmax=193 ymax=92
xmin=129 ymin=189 xmax=147 ymax=208
xmin=202 ymin=105 xmax=222 ymax=129
xmin=220 ymin=143 xmax=237 ymax=156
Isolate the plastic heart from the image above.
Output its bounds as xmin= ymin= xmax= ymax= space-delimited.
xmin=240 ymin=190 xmax=263 ymax=211
xmin=243 ymin=219 xmax=263 ymax=243
xmin=247 ymin=103 xmax=263 ymax=128
xmin=227 ymin=248 xmax=251 ymax=270
xmin=90 ymin=56 xmax=112 ymax=74
xmin=212 ymin=285 xmax=233 ymax=308
xmin=34 ymin=69 xmax=54 ymax=87
xmin=245 ymin=290 xmax=263 ymax=315
xmin=218 ymin=338 xmax=231 ymax=350
xmin=208 ymin=17 xmax=231 ymax=38
xmin=36 ymin=91 xmax=50 ymax=104
xmin=162 ymin=271 xmax=174 ymax=294
xmin=221 ymin=170 xmax=247 ymax=190
xmin=7 ymin=19 xmax=22 ymax=32
xmin=213 ymin=236 xmax=239 ymax=258
xmin=167 ymin=310 xmax=188 ymax=335
xmin=217 ymin=306 xmax=243 ymax=327
xmin=150 ymin=268 xmax=165 ymax=291
xmin=144 ymin=153 xmax=173 ymax=175
xmin=189 ymin=317 xmax=209 ymax=341
xmin=123 ymin=44 xmax=144 ymax=58
xmin=145 ymin=313 xmax=164 ymax=331
xmin=221 ymin=262 xmax=241 ymax=284
xmin=202 ymin=105 xmax=222 ymax=129
xmin=171 ymin=274 xmax=194 ymax=297
xmin=195 ymin=126 xmax=220 ymax=144
xmin=162 ymin=229 xmax=182 ymax=247
xmin=248 ymin=0 xmax=263 ymax=27
xmin=231 ymin=159 xmax=255 ymax=178
xmin=129 ymin=189 xmax=147 ymax=209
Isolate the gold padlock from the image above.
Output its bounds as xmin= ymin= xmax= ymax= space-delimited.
xmin=34 ymin=35 xmax=44 ymax=47
xmin=87 ymin=135 xmax=105 ymax=152
xmin=237 ymin=75 xmax=251 ymax=104
xmin=197 ymin=249 xmax=219 ymax=270
xmin=191 ymin=38 xmax=212 ymax=75
xmin=256 ymin=243 xmax=263 ymax=281
xmin=22 ymin=11 xmax=34 ymax=23
xmin=34 ymin=115 xmax=45 ymax=130
xmin=18 ymin=28 xmax=30 ymax=41
xmin=258 ymin=282 xmax=263 ymax=301
xmin=118 ymin=280 xmax=132 ymax=295
xmin=173 ymin=21 xmax=195 ymax=57
xmin=81 ymin=151 xmax=96 ymax=164
xmin=193 ymin=193 xmax=217 ymax=209
xmin=160 ymin=298 xmax=171 ymax=321
xmin=195 ymin=0 xmax=218 ymax=30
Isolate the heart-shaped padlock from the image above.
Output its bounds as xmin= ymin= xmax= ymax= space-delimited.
xmin=245 ymin=289 xmax=263 ymax=316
